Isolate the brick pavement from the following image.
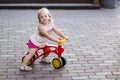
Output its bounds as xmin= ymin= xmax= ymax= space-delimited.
xmin=0 ymin=7 xmax=120 ymax=80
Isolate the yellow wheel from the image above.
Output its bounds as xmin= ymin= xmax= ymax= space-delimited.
xmin=52 ymin=58 xmax=62 ymax=69
xmin=22 ymin=56 xmax=33 ymax=66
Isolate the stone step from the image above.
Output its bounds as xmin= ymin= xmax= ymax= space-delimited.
xmin=0 ymin=3 xmax=100 ymax=9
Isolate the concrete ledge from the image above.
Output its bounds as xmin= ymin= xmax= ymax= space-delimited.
xmin=0 ymin=3 xmax=100 ymax=9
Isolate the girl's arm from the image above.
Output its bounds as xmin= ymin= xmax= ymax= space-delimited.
xmin=52 ymin=26 xmax=68 ymax=39
xmin=38 ymin=26 xmax=59 ymax=43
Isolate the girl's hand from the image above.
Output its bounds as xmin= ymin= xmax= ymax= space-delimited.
xmin=54 ymin=39 xmax=60 ymax=44
xmin=64 ymin=36 xmax=68 ymax=40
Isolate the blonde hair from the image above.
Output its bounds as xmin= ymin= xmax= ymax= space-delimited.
xmin=38 ymin=8 xmax=53 ymax=24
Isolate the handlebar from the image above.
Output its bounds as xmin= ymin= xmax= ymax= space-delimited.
xmin=39 ymin=38 xmax=67 ymax=49
xmin=58 ymin=38 xmax=67 ymax=45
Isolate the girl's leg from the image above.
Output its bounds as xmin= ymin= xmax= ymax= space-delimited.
xmin=20 ymin=48 xmax=38 ymax=71
xmin=40 ymin=53 xmax=51 ymax=64
xmin=42 ymin=53 xmax=49 ymax=58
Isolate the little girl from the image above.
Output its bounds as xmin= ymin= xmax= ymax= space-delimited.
xmin=20 ymin=8 xmax=68 ymax=71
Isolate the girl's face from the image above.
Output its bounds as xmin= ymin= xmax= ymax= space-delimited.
xmin=39 ymin=11 xmax=50 ymax=25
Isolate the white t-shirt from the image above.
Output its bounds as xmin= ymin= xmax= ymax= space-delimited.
xmin=30 ymin=23 xmax=54 ymax=46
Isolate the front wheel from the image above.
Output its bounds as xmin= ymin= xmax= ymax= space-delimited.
xmin=22 ymin=56 xmax=33 ymax=66
xmin=52 ymin=58 xmax=62 ymax=69
xmin=61 ymin=57 xmax=67 ymax=67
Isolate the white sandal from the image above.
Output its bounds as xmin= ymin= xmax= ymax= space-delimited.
xmin=20 ymin=65 xmax=32 ymax=71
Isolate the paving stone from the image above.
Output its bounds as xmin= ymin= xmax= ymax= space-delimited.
xmin=1 ymin=6 xmax=120 ymax=80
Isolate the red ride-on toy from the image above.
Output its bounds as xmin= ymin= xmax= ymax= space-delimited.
xmin=22 ymin=38 xmax=67 ymax=69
